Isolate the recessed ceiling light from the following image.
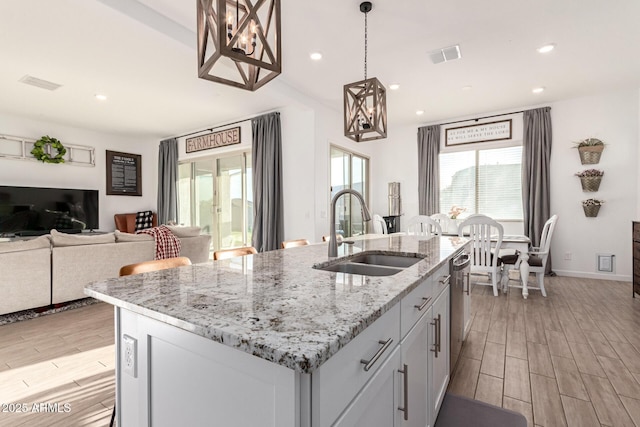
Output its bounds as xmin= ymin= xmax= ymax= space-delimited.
xmin=461 ymin=85 xmax=472 ymax=91
xmin=537 ymin=44 xmax=556 ymax=54
xmin=416 ymin=110 xmax=425 ymax=115
xmin=532 ymin=87 xmax=545 ymax=94
xmin=95 ymin=94 xmax=107 ymax=101
xmin=389 ymin=84 xmax=400 ymax=90
xmin=310 ymin=52 xmax=322 ymax=60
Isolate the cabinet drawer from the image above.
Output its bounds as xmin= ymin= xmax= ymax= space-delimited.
xmin=400 ymin=277 xmax=433 ymax=338
xmin=312 ymin=304 xmax=400 ymax=427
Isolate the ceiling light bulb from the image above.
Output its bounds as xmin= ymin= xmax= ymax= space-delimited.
xmin=389 ymin=84 xmax=400 ymax=90
xmin=537 ymin=44 xmax=556 ymax=53
xmin=95 ymin=94 xmax=107 ymax=101
xmin=532 ymin=87 xmax=545 ymax=94
xmin=310 ymin=52 xmax=322 ymax=60
xmin=416 ymin=110 xmax=425 ymax=115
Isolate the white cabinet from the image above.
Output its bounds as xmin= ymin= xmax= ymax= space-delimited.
xmin=333 ymin=347 xmax=401 ymax=427
xmin=430 ymin=287 xmax=450 ymax=426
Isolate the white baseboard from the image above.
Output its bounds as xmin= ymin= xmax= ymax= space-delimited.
xmin=553 ymin=269 xmax=631 ymax=282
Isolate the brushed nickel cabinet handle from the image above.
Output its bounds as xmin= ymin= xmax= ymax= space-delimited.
xmin=414 ymin=296 xmax=432 ymax=311
xmin=431 ymin=318 xmax=438 ymax=356
xmin=398 ymin=364 xmax=409 ymax=421
xmin=465 ymin=272 xmax=470 ymax=295
xmin=440 ymin=275 xmax=451 ymax=286
xmin=360 ymin=338 xmax=393 ymax=372
xmin=436 ymin=314 xmax=442 ymax=354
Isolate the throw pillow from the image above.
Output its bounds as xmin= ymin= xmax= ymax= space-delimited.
xmin=166 ymin=225 xmax=201 ymax=238
xmin=135 ymin=211 xmax=154 ymax=231
xmin=0 ymin=235 xmax=51 ymax=254
xmin=49 ymin=229 xmax=116 ymax=247
xmin=115 ymin=230 xmax=154 ymax=242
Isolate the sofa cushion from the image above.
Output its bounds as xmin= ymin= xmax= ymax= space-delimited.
xmin=115 ymin=230 xmax=154 ymax=242
xmin=135 ymin=210 xmax=154 ymax=231
xmin=166 ymin=225 xmax=202 ymax=237
xmin=0 ymin=235 xmax=51 ymax=254
xmin=50 ymin=229 xmax=116 ymax=247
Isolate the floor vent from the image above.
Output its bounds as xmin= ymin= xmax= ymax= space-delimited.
xmin=429 ymin=45 xmax=462 ymax=64
xmin=18 ymin=75 xmax=62 ymax=91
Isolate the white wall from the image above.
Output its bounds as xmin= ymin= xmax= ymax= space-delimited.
xmin=550 ymin=90 xmax=638 ymax=280
xmin=371 ymin=88 xmax=640 ymax=280
xmin=0 ymin=112 xmax=158 ymax=231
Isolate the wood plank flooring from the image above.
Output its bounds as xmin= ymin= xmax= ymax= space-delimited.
xmin=0 ymin=303 xmax=114 ymax=426
xmin=449 ymin=275 xmax=640 ymax=427
xmin=1 ymin=275 xmax=639 ymax=426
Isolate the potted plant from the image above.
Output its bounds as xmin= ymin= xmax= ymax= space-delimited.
xmin=573 ymin=138 xmax=605 ymax=165
xmin=582 ymin=198 xmax=604 ymax=217
xmin=575 ymin=169 xmax=604 ymax=192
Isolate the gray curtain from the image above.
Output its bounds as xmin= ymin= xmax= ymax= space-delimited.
xmin=522 ymin=107 xmax=552 ymax=272
xmin=417 ymin=125 xmax=440 ymax=215
xmin=157 ymin=138 xmax=178 ymax=225
xmin=252 ymin=112 xmax=284 ymax=252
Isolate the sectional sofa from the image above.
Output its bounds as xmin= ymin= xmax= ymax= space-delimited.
xmin=0 ymin=228 xmax=211 ymax=315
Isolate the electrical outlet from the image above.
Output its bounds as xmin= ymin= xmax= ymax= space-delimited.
xmin=123 ymin=335 xmax=137 ymax=378
xmin=564 ymin=252 xmax=572 ymax=261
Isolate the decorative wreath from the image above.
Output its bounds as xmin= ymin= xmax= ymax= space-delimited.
xmin=31 ymin=135 xmax=67 ymax=164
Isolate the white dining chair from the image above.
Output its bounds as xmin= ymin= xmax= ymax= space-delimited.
xmin=458 ymin=214 xmax=504 ymax=296
xmin=501 ymin=215 xmax=558 ymax=297
xmin=406 ymin=215 xmax=442 ymax=237
xmin=372 ymin=214 xmax=388 ymax=234
xmin=430 ymin=213 xmax=454 ymax=234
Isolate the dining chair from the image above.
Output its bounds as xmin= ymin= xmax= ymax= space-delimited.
xmin=372 ymin=214 xmax=388 ymax=234
xmin=281 ymin=239 xmax=310 ymax=249
xmin=119 ymin=256 xmax=192 ymax=276
xmin=430 ymin=213 xmax=453 ymax=234
xmin=114 ymin=255 xmax=192 ymax=427
xmin=406 ymin=215 xmax=442 ymax=237
xmin=458 ymin=214 xmax=504 ymax=296
xmin=501 ymin=215 xmax=558 ymax=297
xmin=213 ymin=246 xmax=258 ymax=260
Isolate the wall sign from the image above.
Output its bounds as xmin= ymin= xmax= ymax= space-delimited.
xmin=445 ymin=119 xmax=512 ymax=146
xmin=106 ymin=150 xmax=142 ymax=196
xmin=186 ymin=127 xmax=241 ymax=153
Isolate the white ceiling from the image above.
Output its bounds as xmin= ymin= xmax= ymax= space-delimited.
xmin=1 ymin=0 xmax=639 ymax=139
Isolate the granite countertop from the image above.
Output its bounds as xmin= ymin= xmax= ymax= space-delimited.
xmin=85 ymin=234 xmax=468 ymax=373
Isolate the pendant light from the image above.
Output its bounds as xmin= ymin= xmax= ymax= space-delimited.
xmin=344 ymin=1 xmax=387 ymax=142
xmin=197 ymin=0 xmax=281 ymax=91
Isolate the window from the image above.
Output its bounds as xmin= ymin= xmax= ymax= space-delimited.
xmin=178 ymin=152 xmax=253 ymax=257
xmin=439 ymin=145 xmax=523 ymax=220
xmin=330 ymin=146 xmax=369 ymax=237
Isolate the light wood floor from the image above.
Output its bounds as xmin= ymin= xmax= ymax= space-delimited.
xmin=448 ymin=275 xmax=640 ymax=427
xmin=1 ymin=276 xmax=639 ymax=426
xmin=0 ymin=303 xmax=115 ymax=426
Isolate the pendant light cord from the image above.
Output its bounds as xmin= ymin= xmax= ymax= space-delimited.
xmin=364 ymin=10 xmax=368 ymax=80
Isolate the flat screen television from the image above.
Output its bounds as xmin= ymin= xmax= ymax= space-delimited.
xmin=0 ymin=185 xmax=99 ymax=236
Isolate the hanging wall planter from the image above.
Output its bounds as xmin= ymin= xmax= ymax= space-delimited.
xmin=582 ymin=198 xmax=604 ymax=217
xmin=575 ymin=169 xmax=603 ymax=192
xmin=574 ymin=138 xmax=605 ymax=165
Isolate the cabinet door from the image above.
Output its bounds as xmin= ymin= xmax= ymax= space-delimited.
xmin=400 ymin=309 xmax=431 ymax=427
xmin=430 ymin=288 xmax=450 ymax=426
xmin=333 ymin=347 xmax=401 ymax=427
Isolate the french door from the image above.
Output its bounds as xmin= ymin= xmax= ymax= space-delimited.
xmin=178 ymin=152 xmax=253 ymax=257
xmin=330 ymin=146 xmax=369 ymax=238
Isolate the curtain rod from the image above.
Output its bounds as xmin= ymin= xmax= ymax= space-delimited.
xmin=436 ymin=110 xmax=526 ymax=127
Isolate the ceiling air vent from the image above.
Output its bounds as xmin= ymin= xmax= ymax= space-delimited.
xmin=429 ymin=45 xmax=462 ymax=64
xmin=18 ymin=75 xmax=62 ymax=91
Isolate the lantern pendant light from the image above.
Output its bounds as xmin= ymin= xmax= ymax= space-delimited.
xmin=197 ymin=0 xmax=281 ymax=91
xmin=344 ymin=1 xmax=387 ymax=142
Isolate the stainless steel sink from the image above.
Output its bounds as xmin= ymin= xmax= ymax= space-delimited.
xmin=349 ymin=254 xmax=422 ymax=268
xmin=314 ymin=253 xmax=424 ymax=276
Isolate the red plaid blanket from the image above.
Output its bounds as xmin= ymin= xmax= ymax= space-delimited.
xmin=137 ymin=225 xmax=181 ymax=260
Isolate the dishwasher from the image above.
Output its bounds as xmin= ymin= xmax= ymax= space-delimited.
xmin=450 ymin=250 xmax=470 ymax=375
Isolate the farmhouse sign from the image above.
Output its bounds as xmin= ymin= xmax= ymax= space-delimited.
xmin=445 ymin=119 xmax=512 ymax=146
xmin=186 ymin=127 xmax=241 ymax=153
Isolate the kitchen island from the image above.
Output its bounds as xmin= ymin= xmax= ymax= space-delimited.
xmin=85 ymin=234 xmax=469 ymax=427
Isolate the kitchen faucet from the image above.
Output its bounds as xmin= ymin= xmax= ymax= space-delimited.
xmin=328 ymin=189 xmax=372 ymax=257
